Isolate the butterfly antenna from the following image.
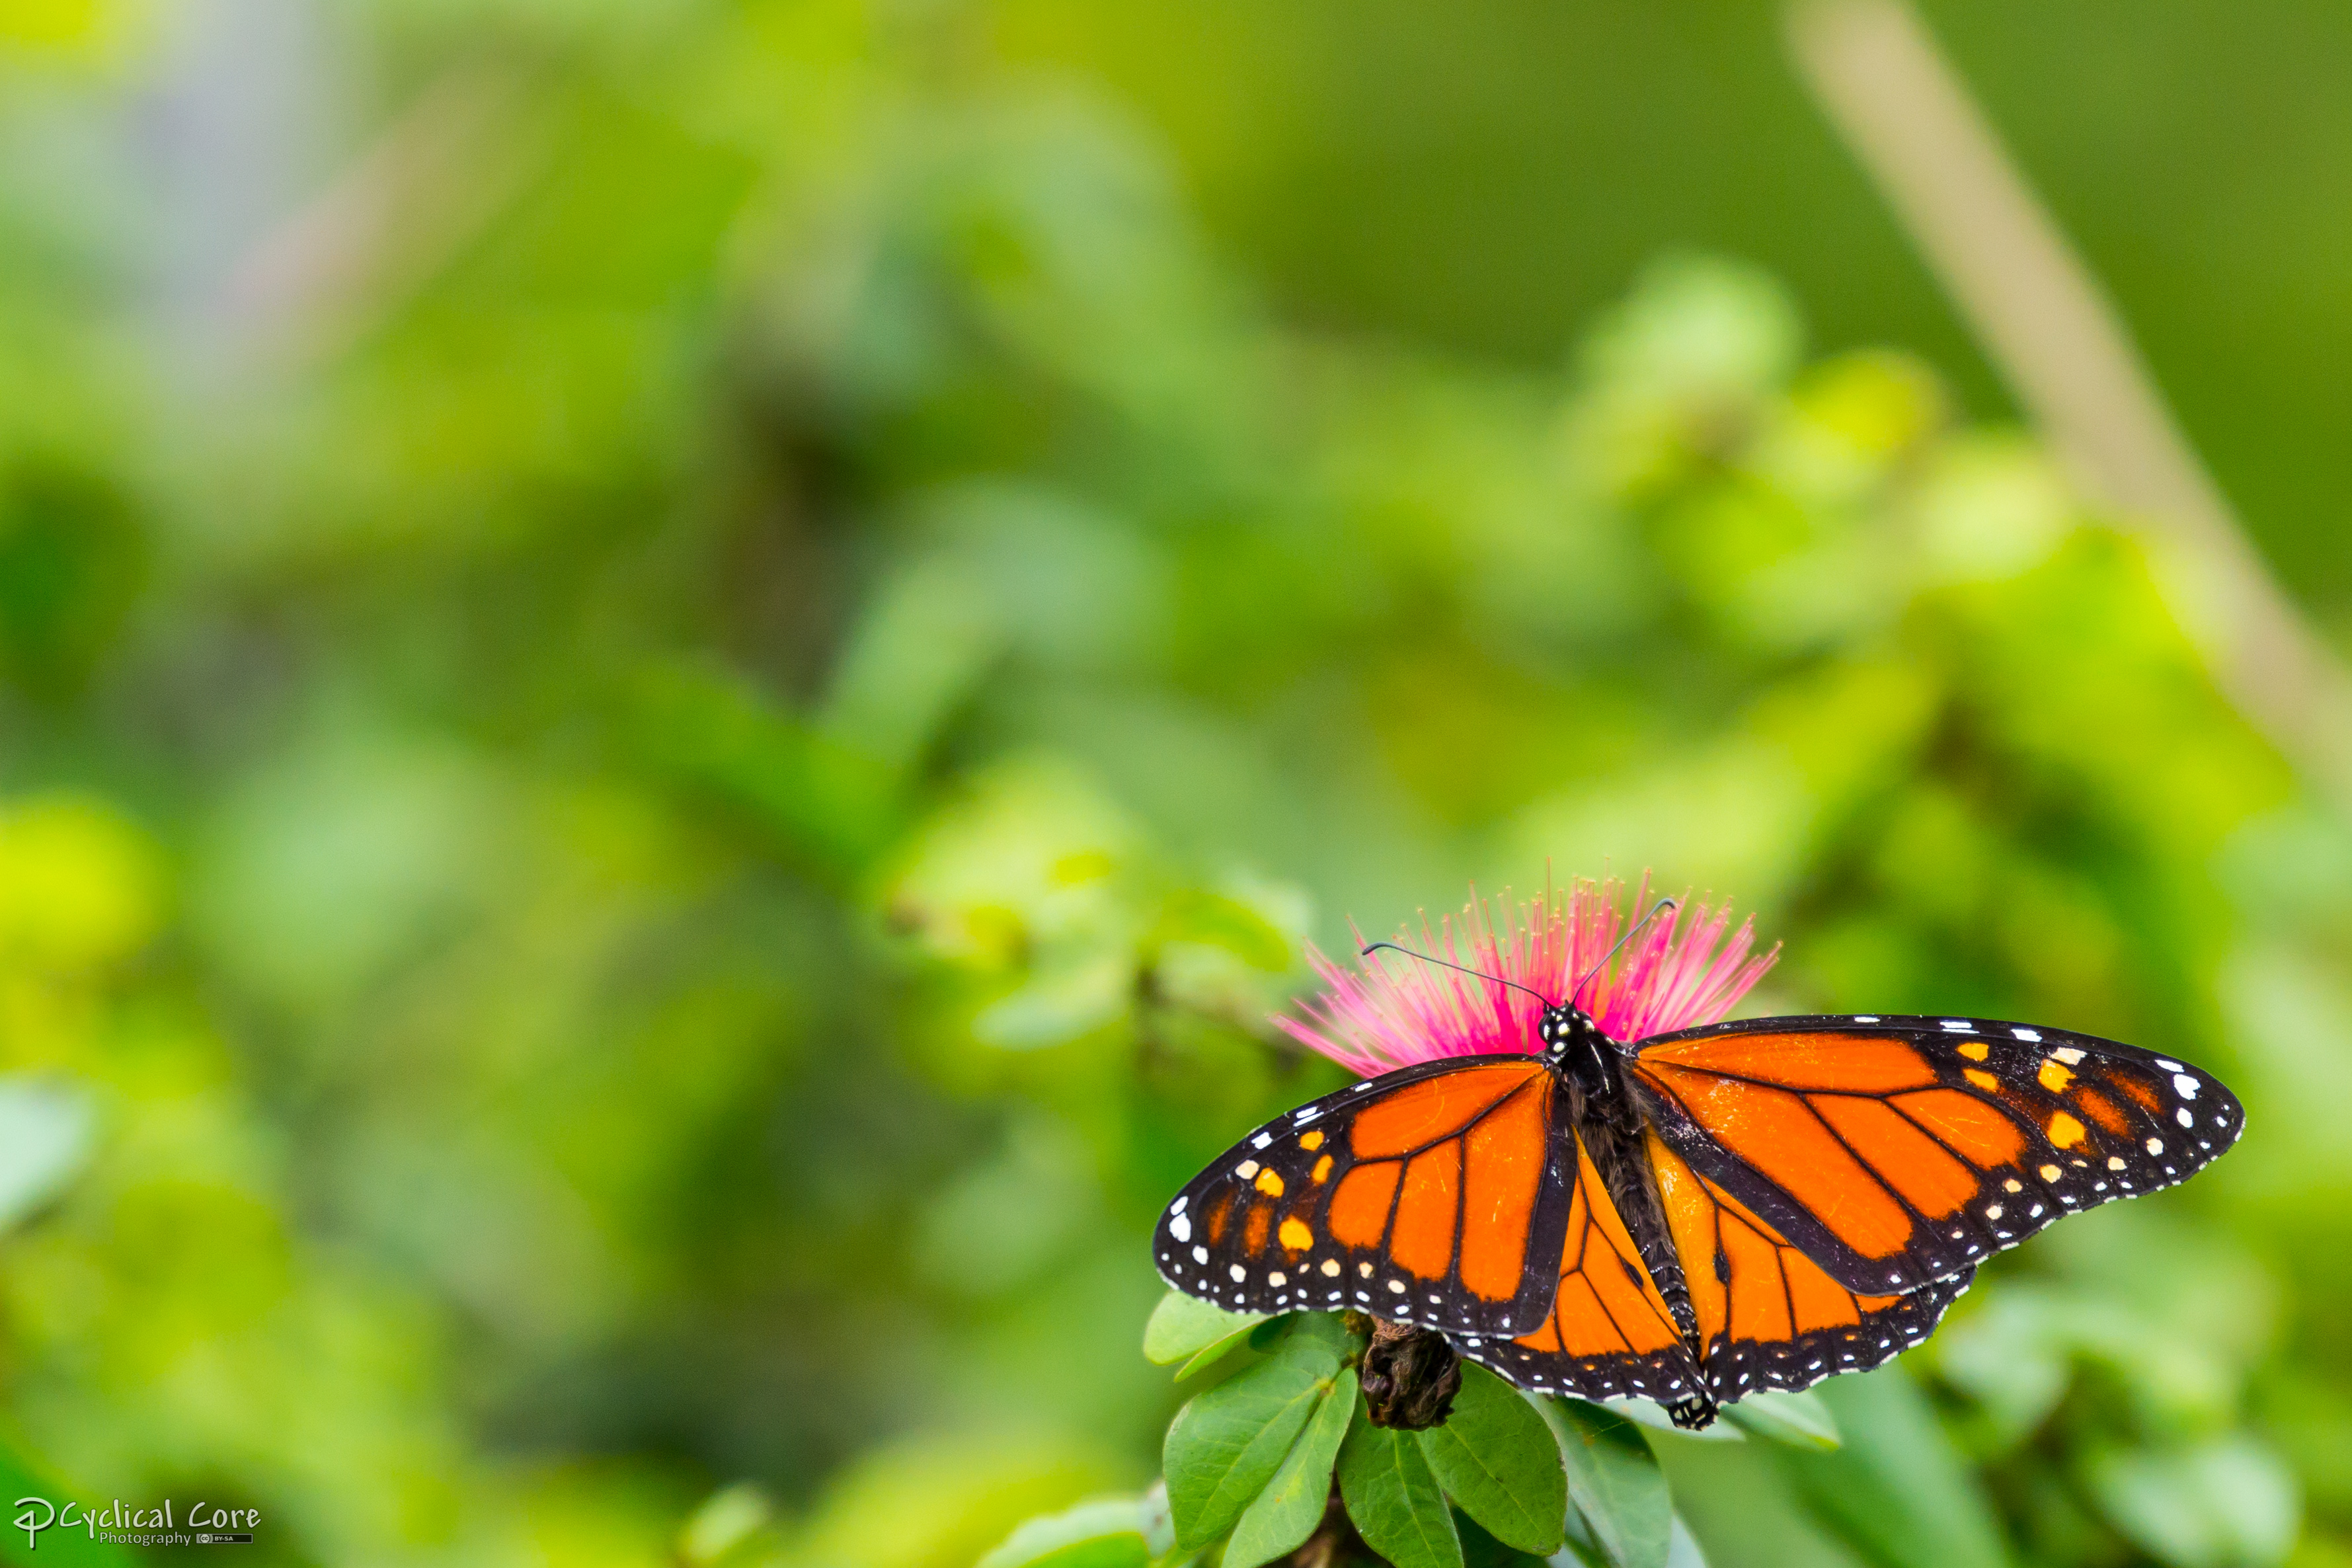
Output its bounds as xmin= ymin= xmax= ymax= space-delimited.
xmin=1569 ymin=896 xmax=1679 ymax=1011
xmin=1358 ymin=941 xmax=1557 ymax=1009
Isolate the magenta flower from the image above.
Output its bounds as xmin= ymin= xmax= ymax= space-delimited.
xmin=1278 ymin=878 xmax=1779 ymax=1078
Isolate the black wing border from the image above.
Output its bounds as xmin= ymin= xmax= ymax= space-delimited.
xmin=1152 ymin=1052 xmax=1580 ymax=1337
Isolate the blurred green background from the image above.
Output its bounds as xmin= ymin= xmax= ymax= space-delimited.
xmin=0 ymin=0 xmax=2348 ymax=1564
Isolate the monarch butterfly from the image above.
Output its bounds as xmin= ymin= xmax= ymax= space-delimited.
xmin=1154 ymin=892 xmax=2242 ymax=1429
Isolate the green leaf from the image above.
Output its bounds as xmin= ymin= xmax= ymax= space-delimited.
xmin=1153 ymin=889 xmax=1295 ymax=970
xmin=0 ymin=1079 xmax=91 ymax=1234
xmin=1144 ymin=1290 xmax=1269 ymax=1366
xmin=1224 ymin=1367 xmax=1358 ymax=1568
xmin=1457 ymin=1509 xmax=1551 ymax=1568
xmin=1666 ymin=1512 xmax=1709 ymax=1568
xmin=1337 ymin=1395 xmax=1463 ymax=1568
xmin=1415 ymin=1365 xmax=1566 ymax=1554
xmin=1617 ymin=1400 xmax=1744 ymax=1443
xmin=1539 ymin=1398 xmax=1672 ymax=1568
xmin=2083 ymin=1437 xmax=2298 ymax=1568
xmin=1164 ymin=1318 xmax=1346 ymax=1546
xmin=678 ymin=1482 xmax=775 ymax=1565
xmin=1177 ymin=1319 xmax=1273 ymax=1382
xmin=1719 ymin=1390 xmax=1840 ymax=1451
xmin=1774 ymin=1371 xmax=2008 ymax=1568
xmin=1139 ymin=1482 xmax=1175 ymax=1557
xmin=977 ymin=1499 xmax=1150 ymax=1568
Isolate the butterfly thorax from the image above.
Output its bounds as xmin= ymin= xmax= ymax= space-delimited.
xmin=1537 ymin=1005 xmax=1622 ymax=1109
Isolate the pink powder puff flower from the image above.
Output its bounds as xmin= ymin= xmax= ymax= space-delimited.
xmin=1277 ymin=877 xmax=1778 ymax=1078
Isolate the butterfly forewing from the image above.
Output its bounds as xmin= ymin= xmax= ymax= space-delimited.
xmin=1151 ymin=1054 xmax=1577 ymax=1337
xmin=1627 ymin=1013 xmax=2243 ymax=1296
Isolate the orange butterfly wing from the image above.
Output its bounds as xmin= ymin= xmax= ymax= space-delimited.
xmin=1627 ymin=1014 xmax=2242 ymax=1295
xmin=1450 ymin=1130 xmax=1704 ymax=1407
xmin=1154 ymin=1055 xmax=1577 ymax=1336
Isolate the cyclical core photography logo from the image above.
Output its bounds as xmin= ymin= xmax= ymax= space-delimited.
xmin=14 ymin=1496 xmax=260 ymax=1549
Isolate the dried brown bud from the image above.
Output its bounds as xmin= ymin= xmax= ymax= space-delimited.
xmin=1358 ymin=1319 xmax=1462 ymax=1430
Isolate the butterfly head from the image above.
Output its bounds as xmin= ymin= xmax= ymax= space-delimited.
xmin=1538 ymin=1003 xmax=1613 ymax=1070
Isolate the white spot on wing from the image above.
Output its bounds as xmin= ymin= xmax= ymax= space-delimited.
xmin=1229 ymin=1264 xmax=1247 ymax=1282
xmin=2174 ymin=1074 xmax=2201 ymax=1100
xmin=1235 ymin=1160 xmax=1260 ymax=1179
xmin=1940 ymin=1020 xmax=1975 ymax=1032
xmin=1193 ymin=1245 xmax=1208 ymax=1264
xmin=1170 ymin=1215 xmax=1192 ymax=1243
xmin=2016 ymin=1028 xmax=2046 ymax=1043
xmin=1251 ymin=1133 xmax=1273 ymax=1150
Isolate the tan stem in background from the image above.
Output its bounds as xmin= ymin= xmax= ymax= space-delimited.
xmin=218 ymin=60 xmax=546 ymax=368
xmin=1787 ymin=0 xmax=2352 ymax=807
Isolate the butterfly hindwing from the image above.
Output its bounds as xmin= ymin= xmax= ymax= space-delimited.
xmin=1448 ymin=1128 xmax=1704 ymax=1406
xmin=1152 ymin=1054 xmax=1577 ymax=1337
xmin=1647 ymin=1132 xmax=1975 ymax=1401
xmin=1627 ymin=1013 xmax=2243 ymax=1296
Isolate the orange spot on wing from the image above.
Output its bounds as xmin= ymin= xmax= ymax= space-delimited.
xmin=1204 ymin=1192 xmax=1232 ymax=1244
xmin=1810 ymin=1094 xmax=1979 ymax=1218
xmin=1895 ymin=1089 xmax=2027 ymax=1167
xmin=1255 ymin=1168 xmax=1285 ymax=1196
xmin=2072 ymin=1085 xmax=2131 ymax=1136
xmin=2048 ymin=1111 xmax=2087 ymax=1148
xmin=1963 ymin=1068 xmax=2000 ymax=1092
xmin=2113 ymin=1074 xmax=2164 ymax=1113
xmin=1460 ymin=1078 xmax=1549 ymax=1301
xmin=1956 ymin=1040 xmax=1990 ymax=1062
xmin=2038 ymin=1060 xmax=2075 ymax=1093
xmin=1642 ymin=1064 xmax=1916 ymax=1259
xmin=1638 ymin=1033 xmax=1938 ymax=1092
xmin=1299 ymin=1130 xmax=1324 ymax=1151
xmin=1310 ymin=1154 xmax=1334 ymax=1184
xmin=1243 ymin=1203 xmax=1270 ymax=1254
xmin=1349 ymin=1066 xmax=1541 ymax=1158
xmin=1278 ymin=1217 xmax=1313 ymax=1252
xmin=1390 ymin=1142 xmax=1464 ymax=1280
xmin=1327 ymin=1163 xmax=1401 ymax=1249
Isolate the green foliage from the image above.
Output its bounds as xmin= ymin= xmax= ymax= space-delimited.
xmin=0 ymin=1 xmax=2333 ymax=1564
xmin=1718 ymin=1390 xmax=1841 ymax=1452
xmin=1543 ymin=1396 xmax=1673 ymax=1568
xmin=977 ymin=1499 xmax=1152 ymax=1568
xmin=1165 ymin=1315 xmax=1358 ymax=1546
xmin=1224 ymin=1367 xmax=1356 ymax=1568
xmin=1127 ymin=1300 xmax=1867 ymax=1568
xmin=1417 ymin=1366 xmax=1568 ymax=1555
xmin=1144 ymin=1292 xmax=1268 ymax=1367
xmin=1337 ymin=1403 xmax=1461 ymax=1568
